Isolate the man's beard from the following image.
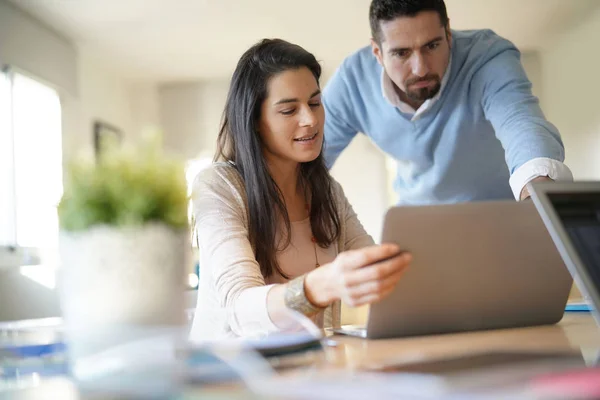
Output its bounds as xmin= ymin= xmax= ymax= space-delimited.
xmin=404 ymin=75 xmax=441 ymax=102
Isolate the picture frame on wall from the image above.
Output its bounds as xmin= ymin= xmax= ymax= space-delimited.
xmin=93 ymin=120 xmax=122 ymax=159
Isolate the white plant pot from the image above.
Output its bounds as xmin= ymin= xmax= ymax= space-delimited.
xmin=58 ymin=223 xmax=188 ymax=383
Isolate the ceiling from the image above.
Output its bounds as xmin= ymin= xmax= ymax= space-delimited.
xmin=9 ymin=0 xmax=600 ymax=82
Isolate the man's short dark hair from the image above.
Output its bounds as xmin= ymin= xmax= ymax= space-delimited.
xmin=370 ymin=0 xmax=449 ymax=43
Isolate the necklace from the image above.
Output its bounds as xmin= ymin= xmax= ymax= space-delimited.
xmin=306 ymin=203 xmax=319 ymax=268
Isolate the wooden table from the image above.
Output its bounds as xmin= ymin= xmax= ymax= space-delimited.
xmin=2 ymin=314 xmax=599 ymax=399
xmin=243 ymin=313 xmax=600 ymax=399
xmin=320 ymin=314 xmax=600 ymax=370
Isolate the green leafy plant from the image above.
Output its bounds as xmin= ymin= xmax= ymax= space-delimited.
xmin=58 ymin=136 xmax=189 ymax=231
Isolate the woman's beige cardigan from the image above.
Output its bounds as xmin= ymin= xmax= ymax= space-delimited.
xmin=189 ymin=163 xmax=374 ymax=341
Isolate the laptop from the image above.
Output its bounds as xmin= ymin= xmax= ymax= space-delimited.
xmin=528 ymin=181 xmax=600 ymax=327
xmin=334 ymin=201 xmax=573 ymax=339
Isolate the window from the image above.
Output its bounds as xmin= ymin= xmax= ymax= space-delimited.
xmin=0 ymin=69 xmax=62 ymax=281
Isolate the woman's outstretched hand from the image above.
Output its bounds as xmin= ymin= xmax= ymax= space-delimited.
xmin=305 ymin=243 xmax=412 ymax=308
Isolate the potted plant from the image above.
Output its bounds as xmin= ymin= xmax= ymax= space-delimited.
xmin=57 ymin=136 xmax=190 ymax=381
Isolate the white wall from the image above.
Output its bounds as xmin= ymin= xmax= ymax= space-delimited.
xmin=75 ymin=55 xmax=160 ymax=150
xmin=61 ymin=53 xmax=162 ymax=160
xmin=540 ymin=7 xmax=600 ymax=180
xmin=159 ymin=81 xmax=228 ymax=159
xmin=0 ymin=0 xmax=77 ymax=95
xmin=130 ymin=82 xmax=162 ymax=139
xmin=70 ymin=55 xmax=134 ymax=156
xmin=330 ymin=137 xmax=390 ymax=241
xmin=520 ymin=51 xmax=543 ymax=102
xmin=0 ymin=0 xmax=160 ymax=160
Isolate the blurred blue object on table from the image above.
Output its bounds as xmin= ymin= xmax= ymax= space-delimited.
xmin=0 ymin=318 xmax=68 ymax=391
xmin=565 ymin=300 xmax=593 ymax=312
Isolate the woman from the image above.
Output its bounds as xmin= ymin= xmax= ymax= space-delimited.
xmin=190 ymin=39 xmax=411 ymax=340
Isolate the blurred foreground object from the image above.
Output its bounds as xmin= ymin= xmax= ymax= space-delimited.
xmin=56 ymin=134 xmax=190 ymax=395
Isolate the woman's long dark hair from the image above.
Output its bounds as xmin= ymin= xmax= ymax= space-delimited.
xmin=215 ymin=39 xmax=341 ymax=279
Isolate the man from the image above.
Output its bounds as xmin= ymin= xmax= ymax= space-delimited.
xmin=323 ymin=0 xmax=572 ymax=204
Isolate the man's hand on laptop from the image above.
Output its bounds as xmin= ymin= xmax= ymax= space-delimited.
xmin=305 ymin=244 xmax=411 ymax=308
